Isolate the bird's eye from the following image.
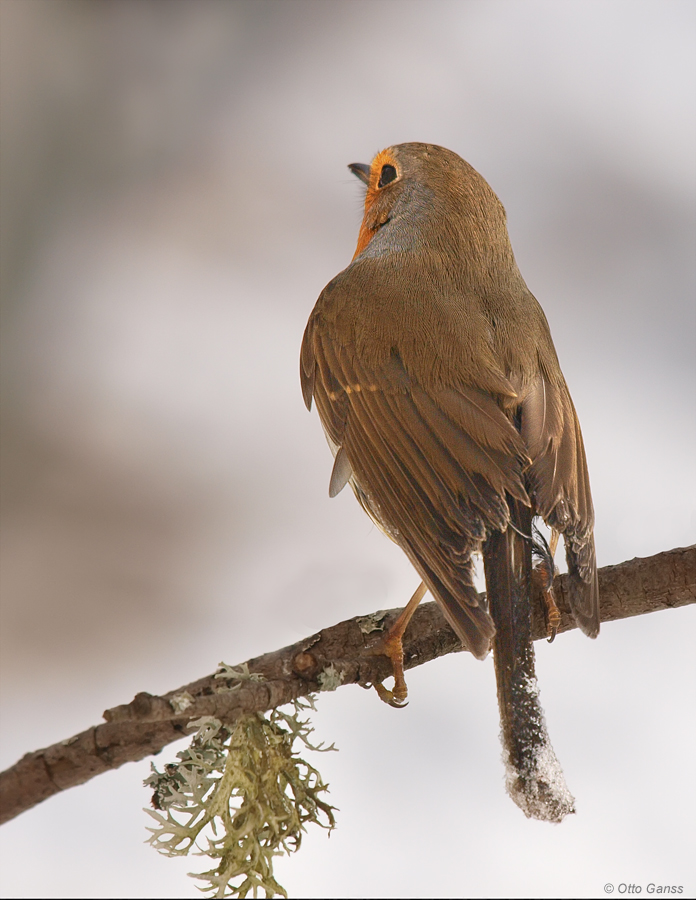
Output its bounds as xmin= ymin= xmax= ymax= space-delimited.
xmin=378 ymin=164 xmax=397 ymax=188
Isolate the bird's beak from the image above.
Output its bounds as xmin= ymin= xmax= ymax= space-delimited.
xmin=348 ymin=162 xmax=371 ymax=185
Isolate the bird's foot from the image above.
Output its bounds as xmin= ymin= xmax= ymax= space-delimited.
xmin=370 ymin=629 xmax=409 ymax=708
xmin=532 ymin=527 xmax=561 ymax=641
xmin=543 ymin=588 xmax=561 ymax=642
xmin=366 ymin=581 xmax=427 ymax=708
xmin=533 ymin=559 xmax=560 ymax=641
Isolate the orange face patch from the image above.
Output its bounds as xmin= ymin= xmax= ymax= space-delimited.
xmin=352 ymin=149 xmax=399 ymax=260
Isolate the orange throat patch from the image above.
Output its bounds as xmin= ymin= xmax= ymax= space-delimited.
xmin=352 ymin=149 xmax=398 ymax=260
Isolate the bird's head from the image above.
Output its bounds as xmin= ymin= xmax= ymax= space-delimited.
xmin=348 ymin=143 xmax=513 ymax=276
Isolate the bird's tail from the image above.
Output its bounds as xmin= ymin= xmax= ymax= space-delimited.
xmin=483 ymin=499 xmax=575 ymax=823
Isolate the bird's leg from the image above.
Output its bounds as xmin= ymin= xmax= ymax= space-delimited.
xmin=537 ymin=529 xmax=561 ymax=641
xmin=370 ymin=581 xmax=427 ymax=708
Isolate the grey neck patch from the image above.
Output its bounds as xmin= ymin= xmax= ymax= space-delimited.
xmin=359 ymin=183 xmax=436 ymax=259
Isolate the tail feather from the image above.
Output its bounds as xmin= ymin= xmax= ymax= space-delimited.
xmin=483 ymin=500 xmax=575 ymax=823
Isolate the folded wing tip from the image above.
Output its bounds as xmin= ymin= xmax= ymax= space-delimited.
xmin=328 ymin=447 xmax=352 ymax=498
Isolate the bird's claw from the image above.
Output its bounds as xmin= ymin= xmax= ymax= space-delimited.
xmin=373 ymin=681 xmax=409 ymax=708
xmin=546 ymin=599 xmax=561 ymax=642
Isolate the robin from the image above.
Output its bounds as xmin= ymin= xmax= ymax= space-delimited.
xmin=300 ymin=143 xmax=599 ymax=823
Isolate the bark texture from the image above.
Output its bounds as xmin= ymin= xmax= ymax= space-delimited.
xmin=1 ymin=545 xmax=693 ymax=825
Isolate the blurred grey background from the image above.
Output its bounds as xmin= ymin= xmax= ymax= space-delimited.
xmin=1 ymin=1 xmax=694 ymax=897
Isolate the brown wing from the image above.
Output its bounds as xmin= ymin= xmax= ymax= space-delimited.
xmin=521 ymin=374 xmax=599 ymax=636
xmin=301 ymin=312 xmax=532 ymax=659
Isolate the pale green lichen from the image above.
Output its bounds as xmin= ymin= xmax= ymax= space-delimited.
xmin=215 ymin=662 xmax=267 ymax=691
xmin=355 ymin=610 xmax=389 ymax=634
xmin=170 ymin=691 xmax=195 ymax=713
xmin=316 ymin=664 xmax=344 ymax=692
xmin=145 ymin=695 xmax=336 ymax=898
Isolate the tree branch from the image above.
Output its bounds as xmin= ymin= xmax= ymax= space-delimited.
xmin=1 ymin=545 xmax=693 ymax=825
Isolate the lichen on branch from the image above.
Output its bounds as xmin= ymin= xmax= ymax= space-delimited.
xmin=145 ymin=667 xmax=336 ymax=899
